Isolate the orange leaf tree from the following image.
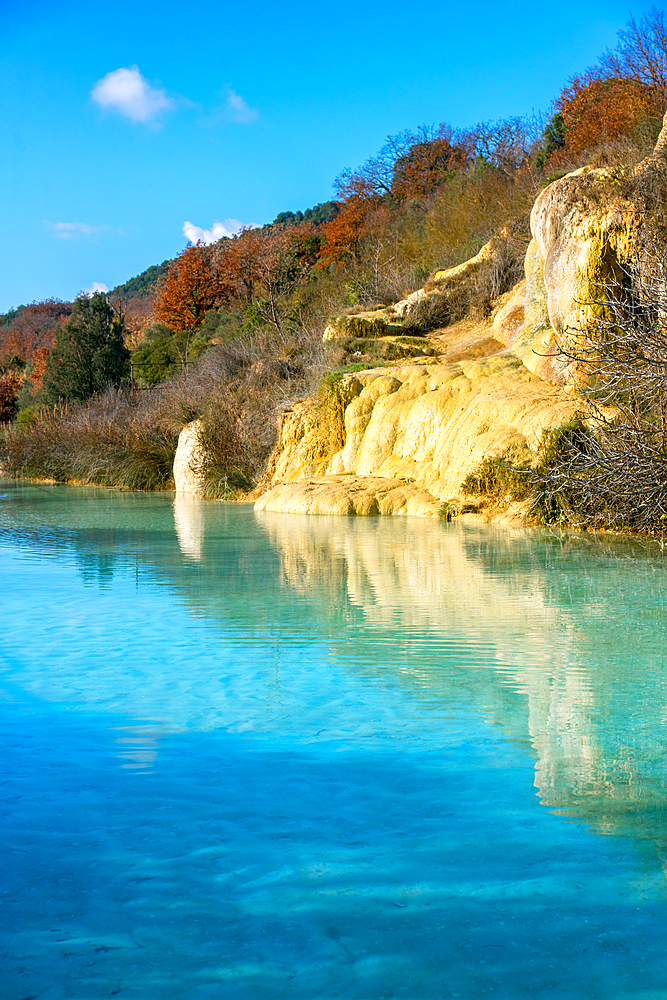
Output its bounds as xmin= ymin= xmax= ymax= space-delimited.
xmin=317 ymin=194 xmax=381 ymax=268
xmin=0 ymin=371 xmax=22 ymax=422
xmin=553 ymin=72 xmax=656 ymax=161
xmin=153 ymin=242 xmax=231 ymax=333
xmin=215 ymin=225 xmax=317 ymax=332
xmin=391 ymin=137 xmax=468 ymax=200
xmin=0 ymin=299 xmax=72 ymax=370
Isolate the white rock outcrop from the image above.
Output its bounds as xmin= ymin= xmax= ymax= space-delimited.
xmin=173 ymin=419 xmax=206 ymax=496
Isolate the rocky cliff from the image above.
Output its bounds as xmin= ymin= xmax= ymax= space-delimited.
xmin=176 ymin=125 xmax=667 ymax=520
xmin=251 ymin=220 xmax=582 ymax=519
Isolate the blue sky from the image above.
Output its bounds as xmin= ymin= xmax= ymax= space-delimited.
xmin=0 ymin=0 xmax=660 ymax=311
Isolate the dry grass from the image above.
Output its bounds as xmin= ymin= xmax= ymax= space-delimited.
xmin=1 ymin=327 xmax=325 ymax=495
xmin=1 ymin=390 xmax=178 ymax=489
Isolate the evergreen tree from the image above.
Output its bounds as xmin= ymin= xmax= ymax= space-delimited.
xmin=535 ymin=113 xmax=567 ymax=170
xmin=42 ymin=293 xmax=130 ymax=403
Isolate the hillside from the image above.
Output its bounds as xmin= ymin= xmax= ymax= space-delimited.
xmin=110 ymin=260 xmax=170 ymax=299
xmin=4 ymin=8 xmax=667 ymax=531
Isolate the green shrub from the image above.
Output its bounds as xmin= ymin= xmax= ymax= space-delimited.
xmin=462 ymin=456 xmax=531 ymax=499
xmin=461 ymin=421 xmax=590 ymax=523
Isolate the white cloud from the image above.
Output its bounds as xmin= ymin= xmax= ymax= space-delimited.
xmin=46 ymin=221 xmax=123 ymax=240
xmin=91 ymin=67 xmax=173 ymax=124
xmin=182 ymin=218 xmax=247 ymax=245
xmin=81 ymin=282 xmax=109 ymax=297
xmin=204 ymin=88 xmax=259 ymax=127
xmin=225 ymin=89 xmax=258 ymax=124
xmin=51 ymin=222 xmax=102 ymax=240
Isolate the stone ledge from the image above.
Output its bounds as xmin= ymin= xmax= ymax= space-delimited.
xmin=254 ymin=474 xmax=443 ymax=517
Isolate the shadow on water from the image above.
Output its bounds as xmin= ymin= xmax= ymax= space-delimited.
xmin=3 ymin=480 xmax=667 ymax=998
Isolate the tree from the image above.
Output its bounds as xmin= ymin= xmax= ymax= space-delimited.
xmin=0 ymin=298 xmax=72 ymax=370
xmin=28 ymin=346 xmax=50 ymax=394
xmin=153 ymin=242 xmax=230 ymax=332
xmin=214 ymin=224 xmax=317 ymax=333
xmin=599 ymin=6 xmax=667 ymax=104
xmin=333 ymin=125 xmax=467 ymax=204
xmin=42 ymin=293 xmax=130 ymax=403
xmin=334 ymin=132 xmax=415 ymax=201
xmin=108 ymin=291 xmax=153 ymax=350
xmin=550 ymin=72 xmax=657 ymax=163
xmin=318 ymin=191 xmax=383 ymax=267
xmin=462 ymin=117 xmax=540 ymax=177
xmin=535 ymin=9 xmax=667 ymax=170
xmin=0 ymin=371 xmax=22 ymax=422
xmin=534 ymin=113 xmax=567 ymax=169
xmin=392 ymin=137 xmax=468 ymax=200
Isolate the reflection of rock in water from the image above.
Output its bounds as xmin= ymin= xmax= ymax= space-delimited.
xmin=5 ymin=480 xmax=667 ymax=852
xmin=257 ymin=510 xmax=667 ymax=850
xmin=173 ymin=494 xmax=206 ymax=561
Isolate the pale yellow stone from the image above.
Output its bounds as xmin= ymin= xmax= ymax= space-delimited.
xmin=173 ymin=419 xmax=206 ymax=496
xmin=254 ymin=475 xmax=443 ymax=518
xmin=255 ymin=355 xmax=581 ymax=516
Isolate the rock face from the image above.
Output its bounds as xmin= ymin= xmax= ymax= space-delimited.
xmin=255 ymin=474 xmax=443 ymax=517
xmin=530 ymin=167 xmax=632 ymax=347
xmin=180 ymin=122 xmax=667 ymax=519
xmin=261 ymin=351 xmax=580 ymax=517
xmin=491 ymin=240 xmax=574 ymax=385
xmin=528 ymin=152 xmax=667 ymax=359
xmin=323 ymin=313 xmax=396 ymax=340
xmin=173 ymin=419 xmax=206 ymax=496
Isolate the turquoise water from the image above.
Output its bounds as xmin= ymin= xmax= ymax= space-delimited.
xmin=2 ymin=482 xmax=667 ymax=999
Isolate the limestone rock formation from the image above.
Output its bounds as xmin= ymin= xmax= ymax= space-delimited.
xmin=323 ymin=312 xmax=398 ymax=340
xmin=173 ymin=419 xmax=206 ymax=496
xmin=261 ymin=352 xmax=580 ymax=517
xmin=528 ymin=117 xmax=667 ymax=360
xmin=168 ymin=116 xmax=667 ymax=520
xmin=393 ymin=238 xmax=501 ymax=323
xmin=530 ymin=167 xmax=632 ymax=345
xmin=255 ymin=474 xmax=443 ymax=517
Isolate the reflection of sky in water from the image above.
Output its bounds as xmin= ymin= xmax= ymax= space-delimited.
xmin=3 ymin=481 xmax=667 ymax=998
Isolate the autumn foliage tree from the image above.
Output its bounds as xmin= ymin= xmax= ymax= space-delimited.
xmin=109 ymin=292 xmax=153 ymax=349
xmin=391 ymin=137 xmax=468 ymax=200
xmin=0 ymin=299 xmax=73 ymax=370
xmin=153 ymin=242 xmax=231 ymax=334
xmin=0 ymin=371 xmax=22 ymax=422
xmin=551 ymin=73 xmax=658 ymax=162
xmin=28 ymin=347 xmax=50 ymax=394
xmin=151 ymin=225 xmax=321 ymax=350
xmin=536 ymin=9 xmax=667 ymax=170
xmin=318 ymin=192 xmax=382 ymax=267
xmin=215 ymin=224 xmax=319 ymax=332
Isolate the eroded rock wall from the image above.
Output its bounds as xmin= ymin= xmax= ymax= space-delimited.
xmin=178 ymin=130 xmax=667 ymax=515
xmin=258 ymin=352 xmax=580 ymax=515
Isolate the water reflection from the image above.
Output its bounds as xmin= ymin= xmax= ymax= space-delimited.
xmin=2 ymin=481 xmax=667 ymax=849
xmin=258 ymin=511 xmax=667 ymax=849
xmin=10 ymin=482 xmax=667 ymax=999
xmin=173 ymin=493 xmax=206 ymax=561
